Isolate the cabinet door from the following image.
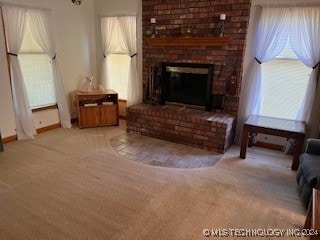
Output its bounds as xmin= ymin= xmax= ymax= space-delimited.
xmin=79 ymin=107 xmax=100 ymax=127
xmin=100 ymin=105 xmax=118 ymax=125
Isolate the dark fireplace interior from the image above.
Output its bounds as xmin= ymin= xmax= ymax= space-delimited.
xmin=161 ymin=62 xmax=214 ymax=111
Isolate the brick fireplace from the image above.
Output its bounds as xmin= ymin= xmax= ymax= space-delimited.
xmin=127 ymin=104 xmax=235 ymax=153
xmin=127 ymin=0 xmax=251 ymax=152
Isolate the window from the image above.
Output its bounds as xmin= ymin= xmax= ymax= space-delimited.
xmin=19 ymin=54 xmax=56 ymax=108
xmin=261 ymin=44 xmax=312 ymax=119
xmin=107 ymin=54 xmax=130 ymax=100
xmin=18 ymin=17 xmax=56 ymax=109
xmin=102 ymin=16 xmax=136 ymax=101
xmin=259 ymin=7 xmax=317 ymax=120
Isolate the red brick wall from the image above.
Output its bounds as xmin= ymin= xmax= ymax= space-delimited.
xmin=142 ymin=0 xmax=251 ymax=116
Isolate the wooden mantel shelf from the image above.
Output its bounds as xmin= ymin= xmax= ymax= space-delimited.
xmin=145 ymin=37 xmax=230 ymax=47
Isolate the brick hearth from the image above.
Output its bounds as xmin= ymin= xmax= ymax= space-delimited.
xmin=126 ymin=104 xmax=235 ymax=153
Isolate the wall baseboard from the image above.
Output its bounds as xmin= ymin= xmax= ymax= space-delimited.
xmin=253 ymin=141 xmax=283 ymax=152
xmin=2 ymin=135 xmax=17 ymax=143
xmin=36 ymin=123 xmax=61 ymax=134
xmin=2 ymin=123 xmax=61 ymax=143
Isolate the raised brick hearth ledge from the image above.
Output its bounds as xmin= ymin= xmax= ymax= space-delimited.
xmin=126 ymin=104 xmax=236 ymax=153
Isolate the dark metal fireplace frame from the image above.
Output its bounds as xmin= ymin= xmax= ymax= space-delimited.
xmin=160 ymin=62 xmax=214 ymax=111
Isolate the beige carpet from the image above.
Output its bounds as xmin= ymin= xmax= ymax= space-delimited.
xmin=110 ymin=133 xmax=223 ymax=168
xmin=0 ymin=121 xmax=308 ymax=240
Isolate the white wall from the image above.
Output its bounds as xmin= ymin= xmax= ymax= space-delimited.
xmin=0 ymin=12 xmax=15 ymax=138
xmin=33 ymin=110 xmax=60 ymax=129
xmin=0 ymin=0 xmax=97 ymax=138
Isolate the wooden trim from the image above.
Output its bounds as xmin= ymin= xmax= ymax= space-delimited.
xmin=36 ymin=123 xmax=61 ymax=134
xmin=253 ymin=141 xmax=283 ymax=151
xmin=305 ymin=189 xmax=320 ymax=240
xmin=145 ymin=37 xmax=231 ymax=47
xmin=1 ymin=123 xmax=61 ymax=143
xmin=2 ymin=135 xmax=17 ymax=143
xmin=32 ymin=104 xmax=58 ymax=113
xmin=313 ymin=188 xmax=320 ymax=230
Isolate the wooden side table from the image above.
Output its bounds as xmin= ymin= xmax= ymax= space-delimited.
xmin=240 ymin=115 xmax=305 ymax=170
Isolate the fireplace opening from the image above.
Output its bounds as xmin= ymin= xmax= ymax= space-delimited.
xmin=161 ymin=62 xmax=214 ymax=111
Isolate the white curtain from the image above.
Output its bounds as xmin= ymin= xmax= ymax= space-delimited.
xmin=28 ymin=9 xmax=72 ymax=128
xmin=100 ymin=17 xmax=118 ymax=90
xmin=101 ymin=16 xmax=141 ymax=107
xmin=2 ymin=3 xmax=36 ymax=140
xmin=235 ymin=8 xmax=290 ymax=143
xmin=118 ymin=16 xmax=141 ymax=107
xmin=290 ymin=7 xmax=320 ymax=138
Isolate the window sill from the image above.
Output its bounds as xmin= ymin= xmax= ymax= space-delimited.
xmin=32 ymin=104 xmax=58 ymax=113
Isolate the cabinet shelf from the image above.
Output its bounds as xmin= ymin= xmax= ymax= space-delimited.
xmin=145 ymin=37 xmax=230 ymax=47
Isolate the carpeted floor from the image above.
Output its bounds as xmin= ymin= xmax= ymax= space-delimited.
xmin=110 ymin=133 xmax=223 ymax=168
xmin=0 ymin=120 xmax=308 ymax=240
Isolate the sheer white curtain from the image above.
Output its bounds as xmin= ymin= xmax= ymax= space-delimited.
xmin=2 ymin=3 xmax=36 ymax=140
xmin=101 ymin=17 xmax=119 ymax=90
xmin=28 ymin=9 xmax=72 ymax=128
xmin=290 ymin=7 xmax=320 ymax=138
xmin=118 ymin=16 xmax=141 ymax=107
xmin=235 ymin=8 xmax=290 ymax=143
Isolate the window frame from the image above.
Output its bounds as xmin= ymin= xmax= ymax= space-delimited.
xmin=18 ymin=18 xmax=57 ymax=111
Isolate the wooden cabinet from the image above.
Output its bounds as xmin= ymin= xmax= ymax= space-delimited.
xmin=79 ymin=107 xmax=100 ymax=127
xmin=100 ymin=105 xmax=119 ymax=126
xmin=76 ymin=90 xmax=119 ymax=128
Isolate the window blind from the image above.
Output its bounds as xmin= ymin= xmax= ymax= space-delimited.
xmin=261 ymin=45 xmax=311 ymax=119
xmin=19 ymin=54 xmax=56 ymax=108
xmin=106 ymin=54 xmax=130 ymax=100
